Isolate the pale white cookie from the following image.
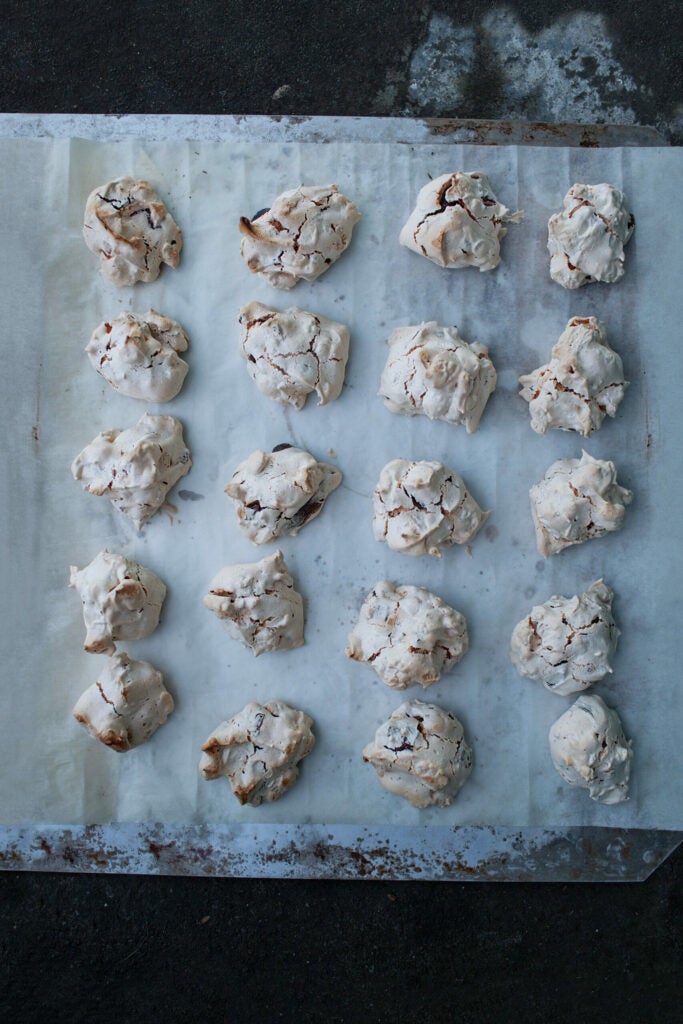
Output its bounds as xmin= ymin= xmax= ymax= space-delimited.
xmin=83 ymin=177 xmax=182 ymax=287
xmin=203 ymin=550 xmax=304 ymax=656
xmin=73 ymin=652 xmax=174 ymax=752
xmin=379 ymin=322 xmax=496 ymax=433
xmin=519 ymin=317 xmax=627 ymax=437
xmin=549 ymin=694 xmax=632 ymax=804
xmin=529 ymin=451 xmax=632 ymax=557
xmin=239 ymin=301 xmax=349 ymax=409
xmin=399 ymin=171 xmax=522 ymax=271
xmin=510 ymin=580 xmax=619 ymax=696
xmin=225 ymin=444 xmax=342 ymax=545
xmin=86 ymin=310 xmax=189 ymax=402
xmin=346 ymin=581 xmax=468 ymax=690
xmin=548 ymin=183 xmax=634 ymax=289
xmin=362 ymin=700 xmax=473 ymax=808
xmin=69 ymin=549 xmax=166 ymax=656
xmin=199 ymin=700 xmax=315 ymax=806
xmin=71 ymin=413 xmax=192 ymax=529
xmin=239 ymin=184 xmax=361 ymax=289
xmin=373 ymin=458 xmax=489 ymax=557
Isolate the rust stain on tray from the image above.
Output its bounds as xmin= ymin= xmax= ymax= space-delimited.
xmin=0 ymin=824 xmax=679 ymax=881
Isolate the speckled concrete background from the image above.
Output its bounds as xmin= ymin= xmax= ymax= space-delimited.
xmin=3 ymin=1 xmax=681 ymax=142
xmin=1 ymin=2 xmax=681 ymax=1021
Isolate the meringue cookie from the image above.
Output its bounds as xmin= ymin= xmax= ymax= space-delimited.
xmin=71 ymin=413 xmax=192 ymax=529
xmin=519 ymin=317 xmax=627 ymax=437
xmin=69 ymin=550 xmax=166 ymax=655
xmin=346 ymin=581 xmax=468 ymax=690
xmin=373 ymin=458 xmax=489 ymax=557
xmin=239 ymin=301 xmax=349 ymax=409
xmin=510 ymin=580 xmax=619 ymax=696
xmin=203 ymin=550 xmax=304 ymax=656
xmin=548 ymin=183 xmax=634 ymax=289
xmin=379 ymin=321 xmax=497 ymax=433
xmin=86 ymin=310 xmax=189 ymax=402
xmin=225 ymin=444 xmax=342 ymax=545
xmin=83 ymin=177 xmax=182 ymax=287
xmin=529 ymin=451 xmax=632 ymax=558
xmin=362 ymin=700 xmax=473 ymax=808
xmin=549 ymin=694 xmax=633 ymax=804
xmin=399 ymin=171 xmax=522 ymax=271
xmin=199 ymin=700 xmax=315 ymax=806
xmin=73 ymin=652 xmax=174 ymax=752
xmin=239 ymin=184 xmax=361 ymax=289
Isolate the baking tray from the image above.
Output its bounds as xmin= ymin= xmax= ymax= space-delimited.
xmin=0 ymin=113 xmax=679 ymax=882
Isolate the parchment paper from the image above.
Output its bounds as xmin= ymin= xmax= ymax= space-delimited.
xmin=1 ymin=136 xmax=681 ymax=829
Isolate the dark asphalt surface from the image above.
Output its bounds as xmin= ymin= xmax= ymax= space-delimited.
xmin=1 ymin=2 xmax=681 ymax=1021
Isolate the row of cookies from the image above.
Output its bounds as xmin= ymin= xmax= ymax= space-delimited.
xmin=83 ymin=172 xmax=634 ymax=291
xmin=69 ymin=180 xmax=187 ymax=755
xmin=81 ymin=303 xmax=628 ymax=447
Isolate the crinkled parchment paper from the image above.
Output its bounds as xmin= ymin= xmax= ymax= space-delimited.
xmin=1 ymin=135 xmax=681 ymax=829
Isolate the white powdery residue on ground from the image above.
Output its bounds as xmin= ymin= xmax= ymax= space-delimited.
xmin=399 ymin=7 xmax=651 ymax=124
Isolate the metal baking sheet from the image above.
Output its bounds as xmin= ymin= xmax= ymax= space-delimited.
xmin=0 ymin=114 xmax=680 ymax=880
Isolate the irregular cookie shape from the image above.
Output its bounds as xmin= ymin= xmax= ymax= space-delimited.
xmin=239 ymin=301 xmax=349 ymax=409
xmin=362 ymin=700 xmax=473 ymax=808
xmin=86 ymin=310 xmax=189 ymax=402
xmin=199 ymin=700 xmax=315 ymax=806
xmin=71 ymin=413 xmax=192 ymax=529
xmin=203 ymin=550 xmax=304 ymax=656
xmin=225 ymin=444 xmax=342 ymax=545
xmin=373 ymin=459 xmax=489 ymax=557
xmin=346 ymin=581 xmax=468 ymax=690
xmin=519 ymin=317 xmax=627 ymax=437
xmin=379 ymin=322 xmax=496 ymax=433
xmin=529 ymin=451 xmax=632 ymax=557
xmin=73 ymin=652 xmax=174 ymax=752
xmin=510 ymin=580 xmax=619 ymax=696
xmin=83 ymin=177 xmax=182 ymax=287
xmin=239 ymin=184 xmax=361 ymax=289
xmin=549 ymin=694 xmax=632 ymax=804
xmin=69 ymin=549 xmax=166 ymax=655
xmin=548 ymin=183 xmax=634 ymax=289
xmin=399 ymin=172 xmax=522 ymax=271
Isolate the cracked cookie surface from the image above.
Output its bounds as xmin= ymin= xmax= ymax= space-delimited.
xmin=239 ymin=184 xmax=361 ymax=289
xmin=379 ymin=321 xmax=497 ymax=432
xmin=549 ymin=694 xmax=632 ymax=804
xmin=373 ymin=458 xmax=489 ymax=557
xmin=199 ymin=700 xmax=315 ymax=806
xmin=399 ymin=171 xmax=522 ymax=271
xmin=346 ymin=581 xmax=468 ymax=690
xmin=71 ymin=412 xmax=192 ymax=529
xmin=362 ymin=699 xmax=473 ymax=808
xmin=86 ymin=310 xmax=189 ymax=403
xmin=519 ymin=316 xmax=627 ymax=437
xmin=548 ymin=182 xmax=634 ymax=289
xmin=529 ymin=450 xmax=632 ymax=557
xmin=73 ymin=652 xmax=174 ymax=752
xmin=511 ymin=580 xmax=619 ymax=696
xmin=83 ymin=177 xmax=182 ymax=287
xmin=225 ymin=444 xmax=342 ymax=545
xmin=239 ymin=300 xmax=349 ymax=409
xmin=69 ymin=549 xmax=166 ymax=656
xmin=203 ymin=550 xmax=304 ymax=656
